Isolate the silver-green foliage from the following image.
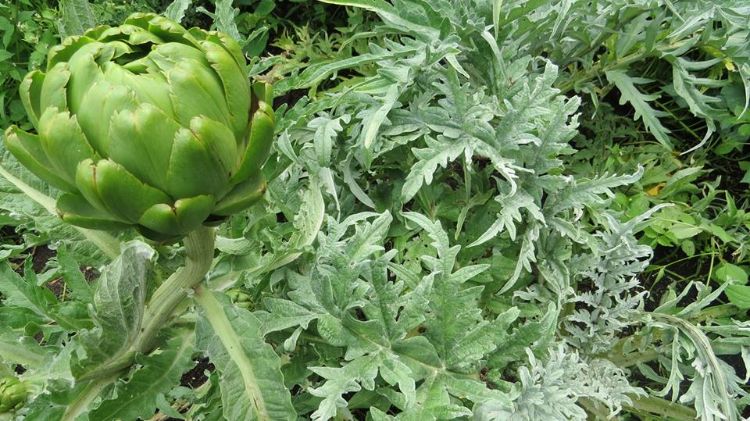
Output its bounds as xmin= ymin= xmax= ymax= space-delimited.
xmin=1 ymin=0 xmax=749 ymax=420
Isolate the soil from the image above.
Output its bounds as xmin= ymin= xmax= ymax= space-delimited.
xmin=641 ymin=245 xmax=705 ymax=311
xmin=180 ymin=357 xmax=215 ymax=389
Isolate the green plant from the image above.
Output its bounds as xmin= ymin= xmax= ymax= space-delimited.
xmin=0 ymin=0 xmax=748 ymax=420
xmin=4 ymin=12 xmax=275 ymax=242
xmin=0 ymin=376 xmax=27 ymax=413
xmin=0 ymin=0 xmax=58 ymax=130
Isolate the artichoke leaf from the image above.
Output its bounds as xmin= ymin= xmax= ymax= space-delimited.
xmin=39 ymin=63 xmax=71 ymax=113
xmin=57 ymin=193 xmax=130 ymax=230
xmin=95 ymin=25 xmax=133 ymax=43
xmin=19 ymin=70 xmax=44 ymax=127
xmin=38 ymin=108 xmax=99 ymax=185
xmin=78 ymin=79 xmax=138 ymax=155
xmin=232 ymin=102 xmax=274 ymax=184
xmin=200 ymin=38 xmax=250 ymax=139
xmin=18 ymin=70 xmax=45 ymax=127
xmin=128 ymin=29 xmax=165 ymax=47
xmin=123 ymin=13 xmax=158 ymax=32
xmin=104 ymin=64 xmax=174 ymax=120
xmin=126 ymin=13 xmax=199 ymax=48
xmin=108 ymin=102 xmax=178 ymax=189
xmin=149 ymin=42 xmax=207 ymax=68
xmin=66 ymin=42 xmax=107 ymax=115
xmin=82 ymin=25 xmax=111 ymax=41
xmin=188 ymin=115 xmax=238 ymax=177
xmin=166 ymin=59 xmax=231 ymax=129
xmin=75 ymin=159 xmax=171 ymax=223
xmin=3 ymin=126 xmax=75 ymax=192
xmin=95 ymin=23 xmax=163 ymax=48
xmin=213 ymin=173 xmax=266 ymax=216
xmin=147 ymin=15 xmax=194 ymax=44
xmin=138 ymin=194 xmax=214 ymax=235
xmin=164 ymin=127 xmax=229 ymax=198
xmin=205 ymin=31 xmax=247 ymax=74
xmin=252 ymin=82 xmax=274 ymax=108
xmin=46 ymin=36 xmax=95 ymax=68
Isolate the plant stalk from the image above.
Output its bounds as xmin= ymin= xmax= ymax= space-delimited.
xmin=135 ymin=226 xmax=216 ymax=352
xmin=193 ymin=285 xmax=269 ymax=419
xmin=76 ymin=227 xmax=215 ymax=382
xmin=62 ymin=373 xmax=120 ymax=421
xmin=624 ymin=395 xmax=697 ymax=420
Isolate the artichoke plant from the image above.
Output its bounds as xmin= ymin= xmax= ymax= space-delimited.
xmin=4 ymin=13 xmax=274 ymax=241
xmin=0 ymin=377 xmax=27 ymax=413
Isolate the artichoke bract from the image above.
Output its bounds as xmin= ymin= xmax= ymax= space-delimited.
xmin=0 ymin=377 xmax=27 ymax=413
xmin=4 ymin=13 xmax=274 ymax=241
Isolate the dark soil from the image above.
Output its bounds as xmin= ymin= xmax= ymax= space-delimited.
xmin=32 ymin=245 xmax=55 ymax=272
xmin=641 ymin=246 xmax=705 ymax=311
xmin=180 ymin=357 xmax=215 ymax=388
xmin=274 ymin=89 xmax=307 ymax=110
xmin=45 ymin=277 xmax=66 ymax=299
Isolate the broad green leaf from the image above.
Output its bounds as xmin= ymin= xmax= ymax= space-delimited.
xmin=489 ymin=303 xmax=558 ymax=369
xmin=725 ymin=285 xmax=750 ymax=309
xmin=57 ymin=0 xmax=96 ymax=37
xmin=256 ymin=297 xmax=320 ymax=335
xmin=164 ymin=0 xmax=193 ymax=23
xmin=72 ymin=242 xmax=154 ymax=377
xmin=713 ymin=263 xmax=748 ymax=285
xmin=55 ymin=244 xmax=94 ymax=302
xmin=401 ymin=136 xmax=468 ymax=203
xmin=0 ymin=262 xmax=58 ymax=322
xmin=89 ymin=330 xmax=195 ymax=421
xmin=195 ymin=288 xmax=296 ymax=421
xmin=309 ymin=354 xmax=381 ymax=420
xmin=0 ymin=326 xmax=50 ymax=367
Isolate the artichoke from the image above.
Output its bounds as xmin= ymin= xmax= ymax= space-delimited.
xmin=0 ymin=377 xmax=27 ymax=413
xmin=4 ymin=13 xmax=274 ymax=241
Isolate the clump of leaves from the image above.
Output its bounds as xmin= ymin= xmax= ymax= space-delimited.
xmin=0 ymin=0 xmax=748 ymax=420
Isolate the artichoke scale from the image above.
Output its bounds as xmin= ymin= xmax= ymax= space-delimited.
xmin=39 ymin=63 xmax=71 ymax=113
xmin=46 ymin=36 xmax=94 ymax=68
xmin=146 ymin=16 xmax=194 ymax=45
xmin=57 ymin=193 xmax=130 ymax=230
xmin=213 ymin=173 xmax=266 ymax=216
xmin=232 ymin=102 xmax=274 ymax=184
xmin=187 ymin=115 xmax=238 ymax=177
xmin=200 ymin=38 xmax=250 ymax=140
xmin=138 ymin=194 xmax=215 ymax=236
xmin=166 ymin=59 xmax=232 ymax=129
xmin=77 ymin=78 xmax=138 ymax=156
xmin=65 ymin=42 xmax=108 ymax=115
xmin=164 ymin=127 xmax=230 ymax=198
xmin=104 ymin=64 xmax=175 ymax=121
xmin=38 ymin=108 xmax=99 ymax=185
xmin=4 ymin=126 xmax=75 ymax=192
xmin=75 ymin=159 xmax=171 ymax=223
xmin=108 ymin=102 xmax=178 ymax=190
xmin=19 ymin=70 xmax=44 ymax=127
xmin=149 ymin=42 xmax=207 ymax=67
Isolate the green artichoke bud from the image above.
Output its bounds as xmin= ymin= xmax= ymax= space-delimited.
xmin=4 ymin=13 xmax=274 ymax=242
xmin=0 ymin=377 xmax=27 ymax=413
xmin=227 ymin=287 xmax=254 ymax=310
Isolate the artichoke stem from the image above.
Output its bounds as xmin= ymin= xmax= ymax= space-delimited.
xmin=134 ymin=226 xmax=215 ymax=353
xmin=69 ymin=227 xmax=215 ymax=417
